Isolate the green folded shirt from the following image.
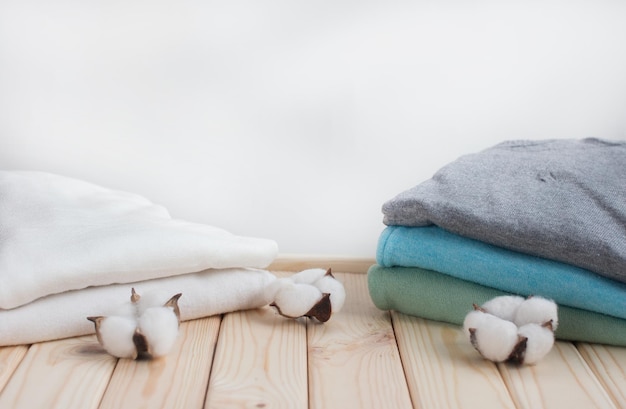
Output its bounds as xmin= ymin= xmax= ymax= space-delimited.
xmin=368 ymin=264 xmax=626 ymax=346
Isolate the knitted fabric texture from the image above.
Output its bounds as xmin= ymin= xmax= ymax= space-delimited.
xmin=382 ymin=138 xmax=626 ymax=283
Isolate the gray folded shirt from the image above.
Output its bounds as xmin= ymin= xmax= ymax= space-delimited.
xmin=382 ymin=138 xmax=626 ymax=283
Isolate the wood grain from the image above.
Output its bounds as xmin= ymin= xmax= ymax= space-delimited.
xmin=1 ymin=270 xmax=625 ymax=409
xmin=99 ymin=316 xmax=221 ymax=409
xmin=269 ymin=254 xmax=374 ymax=274
xmin=205 ymin=305 xmax=308 ymax=408
xmin=391 ymin=313 xmax=516 ymax=409
xmin=0 ymin=335 xmax=116 ymax=409
xmin=0 ymin=345 xmax=28 ymax=393
xmin=577 ymin=343 xmax=626 ymax=408
xmin=498 ymin=341 xmax=617 ymax=409
xmin=307 ymin=272 xmax=413 ymax=409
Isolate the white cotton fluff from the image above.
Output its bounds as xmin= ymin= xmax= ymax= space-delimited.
xmin=463 ymin=310 xmax=485 ymax=339
xmin=137 ymin=306 xmax=180 ymax=358
xmin=517 ymin=323 xmax=555 ymax=365
xmin=273 ymin=282 xmax=323 ymax=318
xmin=97 ymin=316 xmax=138 ymax=359
xmin=463 ymin=295 xmax=558 ymax=365
xmin=463 ymin=310 xmax=519 ymax=362
xmin=313 ymin=275 xmax=346 ymax=313
xmin=134 ymin=289 xmax=172 ymax=316
xmin=263 ymin=277 xmax=293 ymax=302
xmin=480 ymin=295 xmax=525 ymax=322
xmin=290 ymin=268 xmax=329 ymax=284
xmin=514 ymin=296 xmax=559 ymax=330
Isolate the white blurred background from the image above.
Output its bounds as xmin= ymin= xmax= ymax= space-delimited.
xmin=1 ymin=0 xmax=625 ymax=257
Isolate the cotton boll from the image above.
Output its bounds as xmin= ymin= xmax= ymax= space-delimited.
xmin=480 ymin=295 xmax=525 ymax=322
xmin=516 ymin=323 xmax=555 ymax=365
xmin=291 ymin=268 xmax=329 ymax=284
xmin=463 ymin=311 xmax=487 ymax=346
xmin=88 ymin=315 xmax=138 ymax=359
xmin=272 ymin=282 xmax=323 ymax=318
xmin=514 ymin=296 xmax=559 ymax=330
xmin=88 ymin=290 xmax=184 ymax=360
xmin=136 ymin=306 xmax=180 ymax=358
xmin=313 ymin=275 xmax=346 ymax=313
xmin=463 ymin=310 xmax=492 ymax=341
xmin=475 ymin=317 xmax=519 ymax=362
xmin=463 ymin=310 xmax=519 ymax=362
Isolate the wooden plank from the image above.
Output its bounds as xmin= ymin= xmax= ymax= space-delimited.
xmin=577 ymin=343 xmax=626 ymax=408
xmin=205 ymin=305 xmax=308 ymax=408
xmin=307 ymin=272 xmax=413 ymax=409
xmin=0 ymin=335 xmax=116 ymax=409
xmin=498 ymin=341 xmax=617 ymax=409
xmin=99 ymin=316 xmax=221 ymax=409
xmin=391 ymin=313 xmax=517 ymax=409
xmin=0 ymin=345 xmax=29 ymax=393
xmin=269 ymin=254 xmax=375 ymax=274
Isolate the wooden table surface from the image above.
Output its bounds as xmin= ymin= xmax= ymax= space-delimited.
xmin=1 ymin=271 xmax=624 ymax=408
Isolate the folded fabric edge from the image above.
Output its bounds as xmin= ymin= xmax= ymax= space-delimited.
xmin=0 ymin=235 xmax=280 ymax=311
xmin=375 ymin=225 xmax=626 ymax=320
xmin=0 ymin=170 xmax=281 ymax=310
xmin=0 ymin=268 xmax=276 ymax=347
xmin=375 ymin=226 xmax=394 ymax=266
xmin=367 ymin=264 xmax=626 ymax=347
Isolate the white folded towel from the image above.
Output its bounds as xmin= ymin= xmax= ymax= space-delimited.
xmin=0 ymin=267 xmax=276 ymax=346
xmin=0 ymin=171 xmax=279 ymax=309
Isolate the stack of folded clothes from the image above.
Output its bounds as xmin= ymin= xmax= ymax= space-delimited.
xmin=368 ymin=138 xmax=626 ymax=346
xmin=0 ymin=171 xmax=279 ymax=346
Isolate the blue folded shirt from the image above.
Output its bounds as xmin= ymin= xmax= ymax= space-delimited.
xmin=377 ymin=225 xmax=626 ymax=320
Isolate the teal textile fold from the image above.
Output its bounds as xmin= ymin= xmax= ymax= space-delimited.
xmin=368 ymin=264 xmax=626 ymax=346
xmin=377 ymin=225 xmax=626 ymax=320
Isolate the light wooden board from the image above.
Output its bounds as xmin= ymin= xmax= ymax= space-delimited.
xmin=498 ymin=342 xmax=617 ymax=409
xmin=99 ymin=316 xmax=221 ymax=409
xmin=269 ymin=254 xmax=374 ymax=274
xmin=0 ymin=346 xmax=28 ymax=393
xmin=577 ymin=343 xmax=626 ymax=408
xmin=1 ymin=271 xmax=625 ymax=409
xmin=306 ymin=272 xmax=413 ymax=409
xmin=391 ymin=313 xmax=516 ymax=409
xmin=205 ymin=305 xmax=308 ymax=408
xmin=0 ymin=335 xmax=116 ymax=409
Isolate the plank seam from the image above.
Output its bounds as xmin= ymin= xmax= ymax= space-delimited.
xmin=390 ymin=312 xmax=417 ymax=409
xmin=203 ymin=314 xmax=225 ymax=407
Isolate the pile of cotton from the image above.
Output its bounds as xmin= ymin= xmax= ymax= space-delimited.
xmin=463 ymin=295 xmax=558 ymax=365
xmin=265 ymin=268 xmax=346 ymax=322
xmin=87 ymin=289 xmax=182 ymax=359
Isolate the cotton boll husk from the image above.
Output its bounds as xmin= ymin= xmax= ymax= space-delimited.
xmin=137 ymin=307 xmax=180 ymax=358
xmin=517 ymin=323 xmax=555 ymax=365
xmin=96 ymin=316 xmax=138 ymax=359
xmin=313 ymin=275 xmax=346 ymax=313
xmin=263 ymin=277 xmax=292 ymax=302
xmin=480 ymin=295 xmax=525 ymax=322
xmin=464 ymin=310 xmax=519 ymax=362
xmin=514 ymin=296 xmax=559 ymax=330
xmin=273 ymin=283 xmax=323 ymax=318
xmin=291 ymin=268 xmax=329 ymax=284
